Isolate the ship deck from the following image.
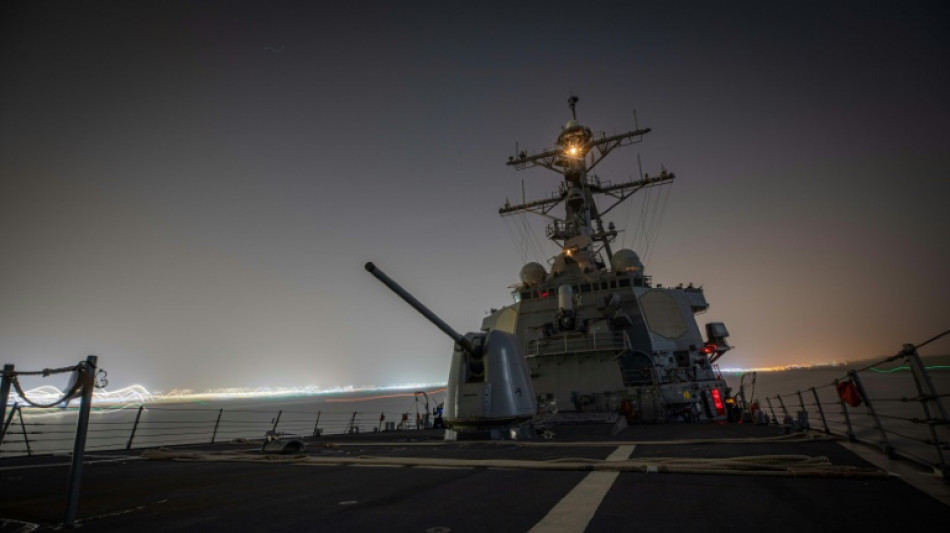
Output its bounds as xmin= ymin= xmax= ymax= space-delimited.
xmin=2 ymin=422 xmax=948 ymax=532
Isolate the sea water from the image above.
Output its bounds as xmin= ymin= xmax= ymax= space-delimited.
xmin=0 ymin=387 xmax=448 ymax=458
xmin=3 ymin=361 xmax=947 ymax=465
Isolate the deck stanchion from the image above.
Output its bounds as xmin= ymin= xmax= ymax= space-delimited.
xmin=64 ymin=355 xmax=97 ymax=528
xmin=312 ymin=410 xmax=321 ymax=437
xmin=834 ymin=377 xmax=856 ymax=442
xmin=347 ymin=411 xmax=358 ymax=433
xmin=776 ymin=395 xmax=790 ymax=425
xmin=796 ymin=391 xmax=809 ymax=429
xmin=810 ymin=387 xmax=830 ymax=434
xmin=904 ymin=344 xmax=949 ymax=472
xmin=272 ymin=410 xmax=282 ymax=433
xmin=126 ymin=405 xmax=144 ymax=450
xmin=765 ymin=398 xmax=777 ymax=424
xmin=211 ymin=408 xmax=224 ymax=444
xmin=905 ymin=345 xmax=950 ymax=422
xmin=0 ymin=364 xmax=13 ymax=433
xmin=849 ymin=370 xmax=894 ymax=458
xmin=18 ymin=407 xmax=31 ymax=457
xmin=0 ymin=402 xmax=18 ymax=450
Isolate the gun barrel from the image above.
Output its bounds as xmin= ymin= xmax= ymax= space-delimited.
xmin=364 ymin=262 xmax=475 ymax=356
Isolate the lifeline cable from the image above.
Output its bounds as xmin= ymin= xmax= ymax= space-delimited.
xmin=916 ymin=329 xmax=949 ymax=350
xmin=854 ymin=329 xmax=950 ymax=374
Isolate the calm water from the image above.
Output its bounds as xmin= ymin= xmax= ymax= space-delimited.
xmin=4 ymin=361 xmax=948 ymax=469
xmin=1 ymin=387 xmax=447 ymax=458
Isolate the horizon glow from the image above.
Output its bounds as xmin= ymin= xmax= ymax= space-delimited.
xmin=7 ymin=382 xmax=448 ymax=407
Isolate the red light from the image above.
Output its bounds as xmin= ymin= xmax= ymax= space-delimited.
xmin=702 ymin=343 xmax=717 ymax=356
xmin=540 ymin=291 xmax=549 ymax=298
xmin=711 ymin=388 xmax=725 ymax=415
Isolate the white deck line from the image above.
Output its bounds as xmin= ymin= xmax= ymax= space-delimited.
xmin=528 ymin=445 xmax=635 ymax=533
xmin=0 ymin=455 xmax=143 ymax=472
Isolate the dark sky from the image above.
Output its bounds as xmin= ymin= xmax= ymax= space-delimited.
xmin=2 ymin=1 xmax=948 ymax=392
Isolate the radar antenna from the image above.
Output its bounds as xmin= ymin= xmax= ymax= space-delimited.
xmin=501 ymin=96 xmax=673 ymax=264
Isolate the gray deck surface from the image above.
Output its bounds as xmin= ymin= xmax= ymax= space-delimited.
xmin=2 ymin=422 xmax=948 ymax=532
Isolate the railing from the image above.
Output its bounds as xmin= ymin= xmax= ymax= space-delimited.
xmin=759 ymin=335 xmax=949 ymax=481
xmin=0 ymin=406 xmax=435 ymax=458
xmin=525 ymin=331 xmax=628 ymax=358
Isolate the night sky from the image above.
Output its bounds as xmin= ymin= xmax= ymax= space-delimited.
xmin=2 ymin=1 xmax=948 ymax=392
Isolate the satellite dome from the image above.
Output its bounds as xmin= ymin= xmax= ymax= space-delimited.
xmin=564 ymin=119 xmax=578 ymax=130
xmin=611 ymin=249 xmax=644 ymax=274
xmin=520 ymin=262 xmax=546 ymax=285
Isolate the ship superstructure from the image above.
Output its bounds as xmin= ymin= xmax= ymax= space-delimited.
xmin=482 ymin=96 xmax=733 ymax=422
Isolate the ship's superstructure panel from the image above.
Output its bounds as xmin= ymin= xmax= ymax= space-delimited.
xmin=487 ymin=96 xmax=733 ymax=422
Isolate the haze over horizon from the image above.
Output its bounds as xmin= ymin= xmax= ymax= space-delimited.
xmin=2 ymin=1 xmax=948 ymax=393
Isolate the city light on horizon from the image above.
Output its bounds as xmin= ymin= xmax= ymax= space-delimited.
xmin=7 ymin=382 xmax=449 ymax=408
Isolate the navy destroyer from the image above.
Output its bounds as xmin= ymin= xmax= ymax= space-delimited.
xmin=369 ymin=96 xmax=735 ymax=434
xmin=4 ymin=98 xmax=948 ymax=532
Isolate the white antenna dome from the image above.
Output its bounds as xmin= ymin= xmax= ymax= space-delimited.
xmin=520 ymin=262 xmax=546 ymax=285
xmin=611 ymin=249 xmax=644 ymax=274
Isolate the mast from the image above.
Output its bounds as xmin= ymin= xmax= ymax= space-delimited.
xmin=501 ymin=96 xmax=673 ymax=265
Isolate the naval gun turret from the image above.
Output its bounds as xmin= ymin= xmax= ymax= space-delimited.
xmin=364 ymin=96 xmax=735 ymax=428
xmin=364 ymin=262 xmax=537 ymax=438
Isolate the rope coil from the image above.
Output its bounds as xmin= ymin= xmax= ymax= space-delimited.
xmin=2 ymin=364 xmax=81 ymax=377
xmin=4 ymin=361 xmax=99 ymax=409
xmin=11 ymin=372 xmax=84 ymax=408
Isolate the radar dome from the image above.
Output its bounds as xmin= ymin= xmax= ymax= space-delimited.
xmin=520 ymin=262 xmax=546 ymax=285
xmin=611 ymin=249 xmax=644 ymax=274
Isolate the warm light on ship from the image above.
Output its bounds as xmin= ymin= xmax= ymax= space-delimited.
xmin=563 ymin=143 xmax=587 ymax=158
xmin=711 ymin=388 xmax=725 ymax=415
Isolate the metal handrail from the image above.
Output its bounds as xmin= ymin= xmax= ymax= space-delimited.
xmin=0 ymin=405 xmax=444 ymax=458
xmin=760 ymin=338 xmax=949 ymax=482
xmin=525 ymin=331 xmax=628 ymax=358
